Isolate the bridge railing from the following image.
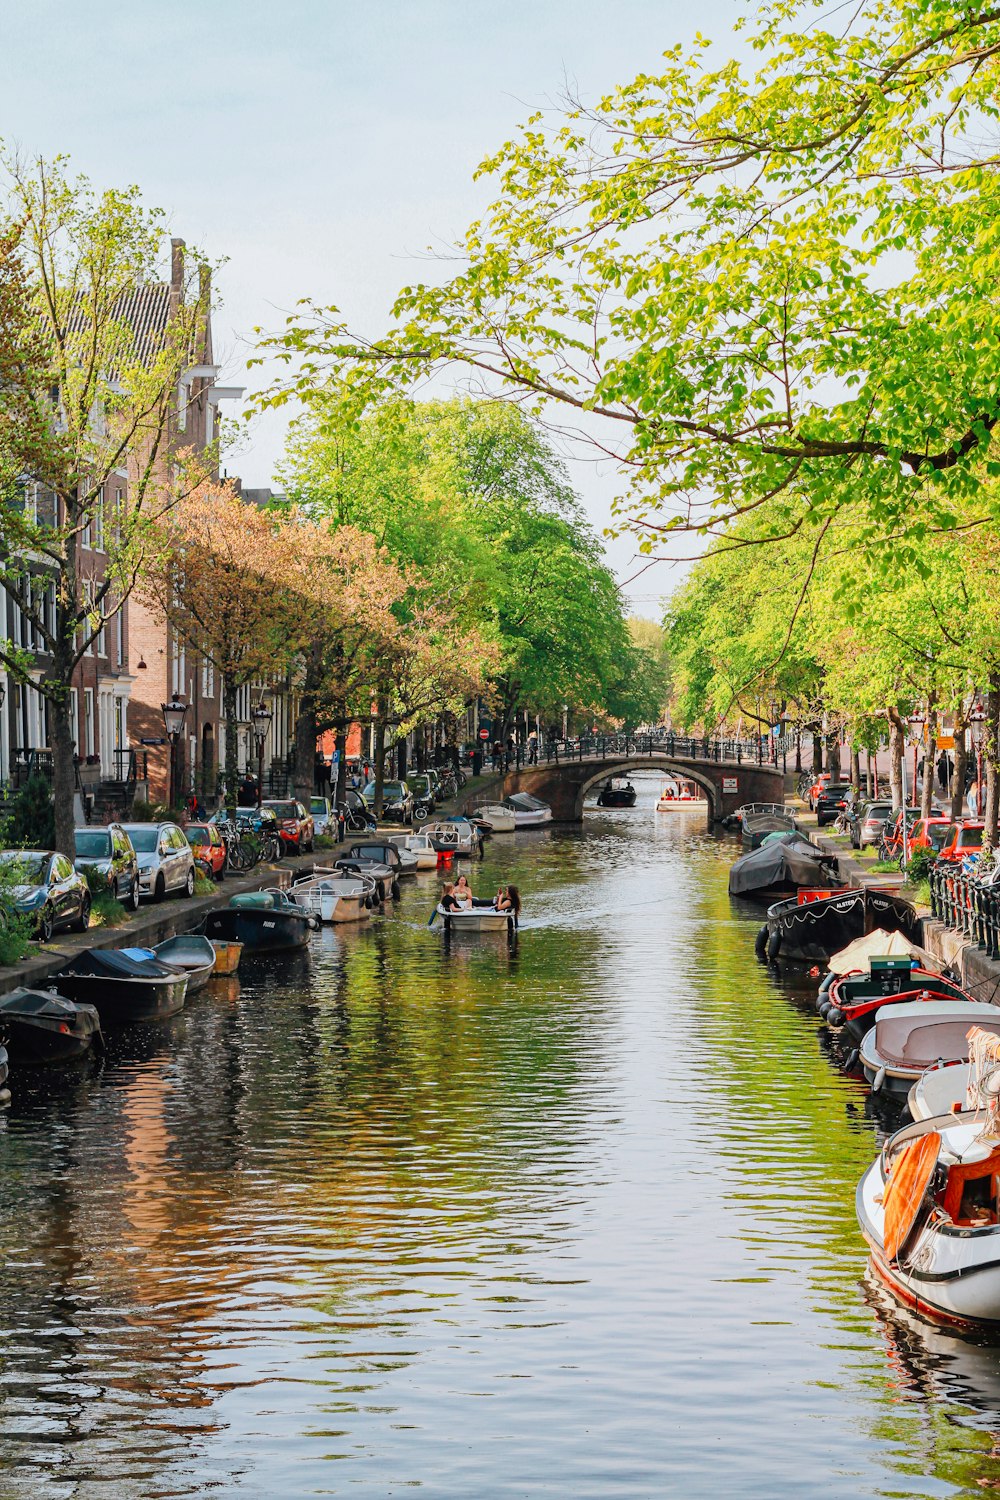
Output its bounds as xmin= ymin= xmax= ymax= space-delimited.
xmin=503 ymin=731 xmax=792 ymax=771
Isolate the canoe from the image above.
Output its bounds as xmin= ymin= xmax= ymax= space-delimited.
xmin=205 ymin=890 xmax=317 ymax=953
xmin=432 ymin=903 xmax=517 ymax=934
xmin=53 ymin=948 xmax=189 ymax=1023
xmin=152 ymin=934 xmax=218 ymax=994
xmin=0 ymin=987 xmax=102 ymax=1065
xmin=208 ymin=939 xmax=244 ymax=975
xmin=857 ymin=1111 xmax=1000 ymax=1328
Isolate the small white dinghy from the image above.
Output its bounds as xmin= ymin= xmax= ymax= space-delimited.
xmin=475 ymin=803 xmax=516 ymax=833
xmin=289 ymin=872 xmax=374 ymax=924
xmin=386 ymin=832 xmax=440 ymax=870
xmin=425 ymin=819 xmax=480 ymax=856
xmin=503 ymin=793 xmax=552 ymax=827
xmin=859 ymin=1000 xmax=1000 ymax=1097
xmin=909 ymin=1061 xmax=972 ymax=1122
xmin=857 ymin=1064 xmax=1000 ymax=1329
xmin=432 ymin=903 xmax=516 ymax=934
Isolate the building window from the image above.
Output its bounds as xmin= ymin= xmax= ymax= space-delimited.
xmin=201 ymin=658 xmax=214 ymax=698
xmin=93 ymin=488 xmax=104 ymax=552
xmin=171 ymin=639 xmax=186 ymax=697
xmin=116 ymin=606 xmax=124 ymax=667
xmin=177 ymin=382 xmax=188 ymax=432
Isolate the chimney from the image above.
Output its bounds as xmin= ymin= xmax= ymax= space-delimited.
xmin=170 ymin=237 xmax=185 ymax=314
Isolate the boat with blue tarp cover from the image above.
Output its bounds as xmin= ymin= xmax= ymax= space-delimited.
xmin=53 ymin=948 xmax=189 ymax=1022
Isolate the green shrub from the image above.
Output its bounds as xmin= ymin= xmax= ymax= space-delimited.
xmin=89 ymin=889 xmax=127 ymax=927
xmin=869 ymin=858 xmax=900 ymax=873
xmin=904 ymin=844 xmax=939 ymax=884
xmin=11 ymin=773 xmax=55 ymax=848
xmin=129 ymin=799 xmax=157 ymax=822
xmin=909 ymin=879 xmax=932 ymax=908
xmin=0 ymin=908 xmax=33 ymax=965
xmin=194 ymin=873 xmax=216 ymax=897
xmin=314 ymin=833 xmax=337 ymax=850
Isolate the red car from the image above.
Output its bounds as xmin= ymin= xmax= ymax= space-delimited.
xmin=903 ymin=816 xmax=951 ymax=861
xmin=262 ymin=799 xmax=315 ymax=854
xmin=185 ymin=822 xmax=227 ymax=880
xmin=937 ymin=820 xmax=985 ymax=863
xmin=806 ymin=773 xmax=831 ymax=810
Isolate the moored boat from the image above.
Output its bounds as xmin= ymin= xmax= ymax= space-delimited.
xmin=596 ymin=776 xmax=637 ymax=808
xmin=857 ymin=1111 xmax=1000 ymax=1328
xmin=205 ymin=890 xmax=317 ymax=953
xmin=741 ymin=810 xmax=800 ymax=849
xmin=474 ymin=804 xmax=516 ymax=833
xmin=908 ymin=1061 xmax=973 ymax=1122
xmin=859 ymin=1000 xmax=1000 ymax=1096
xmin=53 ymin=948 xmax=189 ymax=1023
xmin=0 ymin=987 xmax=102 ymax=1065
xmin=386 ymin=831 xmax=441 ymax=868
xmin=503 ymin=793 xmax=552 ymax=828
xmin=758 ymin=886 xmax=922 ymax=964
xmin=348 ymin=840 xmax=417 ymax=877
xmin=208 ymin=939 xmax=243 ymax=975
xmin=288 ymin=873 xmax=373 ymax=924
xmin=818 ymin=958 xmax=974 ymax=1045
xmin=151 ymin=934 xmax=218 ymax=994
xmin=729 ymin=835 xmax=839 ymax=902
xmin=424 ymin=820 xmax=480 ymax=856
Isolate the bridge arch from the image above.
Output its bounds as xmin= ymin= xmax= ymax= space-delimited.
xmin=576 ymin=759 xmax=720 ymax=824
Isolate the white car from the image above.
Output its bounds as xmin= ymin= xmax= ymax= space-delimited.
xmin=121 ymin=821 xmax=196 ymax=902
xmin=310 ymin=796 xmax=333 ymax=836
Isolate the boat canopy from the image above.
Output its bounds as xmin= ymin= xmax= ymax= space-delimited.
xmin=58 ymin=948 xmax=178 ymax=979
xmin=728 ymin=839 xmax=838 ymax=897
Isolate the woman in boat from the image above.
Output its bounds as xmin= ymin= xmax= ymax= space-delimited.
xmin=440 ymin=881 xmax=460 ymax=912
xmin=454 ymin=874 xmax=474 ymax=908
xmin=495 ymin=885 xmax=521 ymax=918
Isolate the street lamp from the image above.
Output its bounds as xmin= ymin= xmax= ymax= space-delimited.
xmin=160 ymin=698 xmax=188 ymax=809
xmin=251 ymin=700 xmax=272 ymax=808
xmin=562 ymin=703 xmax=569 ymax=741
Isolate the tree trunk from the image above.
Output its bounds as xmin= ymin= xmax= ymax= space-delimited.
xmin=223 ymin=675 xmax=239 ymax=813
xmin=50 ymin=681 xmax=77 ymax=859
xmin=850 ymin=744 xmax=861 ymax=793
xmin=982 ymin=674 xmax=1000 ymax=854
xmin=920 ymin=701 xmax=937 ymax=819
xmin=794 ymin=728 xmax=802 ymax=773
xmin=952 ymin=706 xmax=969 ymax=821
xmin=372 ymin=711 xmax=387 ymax=818
xmin=827 ymin=733 xmax=841 ymax=781
xmin=293 ymin=699 xmax=316 ymax=806
xmin=888 ymin=709 xmax=904 ymax=812
xmin=811 ymin=728 xmax=823 ymax=772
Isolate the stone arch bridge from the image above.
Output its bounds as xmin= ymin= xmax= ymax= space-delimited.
xmin=465 ymin=734 xmax=786 ymax=825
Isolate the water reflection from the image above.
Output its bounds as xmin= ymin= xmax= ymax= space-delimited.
xmin=1 ymin=774 xmax=1000 ymax=1494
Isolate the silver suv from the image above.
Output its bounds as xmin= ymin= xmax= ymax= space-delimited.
xmin=121 ymin=821 xmax=196 ymax=902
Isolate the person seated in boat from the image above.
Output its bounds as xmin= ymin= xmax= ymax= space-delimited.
xmin=454 ymin=874 xmax=474 ymax=908
xmin=440 ymin=881 xmax=461 ymax=912
xmin=495 ymin=885 xmax=521 ymax=918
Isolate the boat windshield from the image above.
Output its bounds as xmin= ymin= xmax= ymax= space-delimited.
xmin=75 ymin=831 xmax=111 ymax=859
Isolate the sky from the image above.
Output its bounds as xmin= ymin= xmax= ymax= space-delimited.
xmin=0 ymin=0 xmax=745 ymax=615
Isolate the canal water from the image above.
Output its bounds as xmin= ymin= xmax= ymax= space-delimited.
xmin=2 ymin=772 xmax=1000 ymax=1497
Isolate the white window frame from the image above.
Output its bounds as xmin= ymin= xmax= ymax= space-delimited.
xmin=83 ymin=688 xmax=95 ymax=757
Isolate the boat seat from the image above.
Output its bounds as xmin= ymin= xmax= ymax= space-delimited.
xmin=942 ymin=1151 xmax=1000 ymax=1224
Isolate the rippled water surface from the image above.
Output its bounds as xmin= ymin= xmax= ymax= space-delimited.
xmin=5 ymin=773 xmax=1000 ymax=1497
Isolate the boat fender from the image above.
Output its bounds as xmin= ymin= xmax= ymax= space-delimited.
xmin=842 ymin=1047 xmax=860 ymax=1072
xmin=754 ymin=925 xmax=769 ymax=960
xmin=818 ymin=971 xmax=836 ymax=998
xmin=873 ymin=1064 xmax=887 ymax=1092
xmin=307 ymin=915 xmax=321 ymax=931
xmin=826 ymin=1006 xmax=846 ymax=1028
xmin=817 ymin=999 xmax=832 ymax=1019
xmin=766 ymin=928 xmax=782 ymax=961
xmin=391 ymin=879 xmax=401 ymax=901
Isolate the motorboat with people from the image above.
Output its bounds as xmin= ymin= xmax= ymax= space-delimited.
xmin=386 ymin=831 xmax=441 ymax=869
xmin=817 ymin=955 xmax=974 ymax=1046
xmin=432 ymin=882 xmax=520 ymax=935
xmin=857 ymin=1103 xmax=1000 ymax=1328
xmin=596 ymin=776 xmax=637 ymax=808
xmin=656 ymin=781 xmax=700 ymax=810
xmin=859 ymin=1001 xmax=1000 ymax=1097
xmin=503 ymin=793 xmax=552 ymax=828
xmin=756 ymin=886 xmax=922 ymax=964
xmin=288 ymin=871 xmax=374 ymax=924
xmin=205 ymin=889 xmax=318 ymax=953
xmin=347 ymin=839 xmax=418 ymax=878
xmin=0 ymin=987 xmax=102 ymax=1065
xmin=729 ymin=835 xmax=839 ymax=902
xmin=54 ymin=948 xmax=190 ymax=1023
xmin=474 ymin=804 xmax=516 ymax=833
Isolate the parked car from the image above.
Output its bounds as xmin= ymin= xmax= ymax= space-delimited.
xmin=815 ymin=782 xmax=854 ymax=828
xmin=848 ymin=800 xmax=894 ymax=849
xmin=261 ymin=799 xmax=315 ymax=853
xmin=0 ymin=849 xmax=91 ymax=941
xmin=310 ymin=796 xmax=333 ymax=836
xmin=121 ymin=821 xmax=196 ymax=901
xmin=184 ymin=822 xmax=227 ymax=880
xmin=937 ymin=820 xmax=985 ymax=864
xmin=363 ymin=780 xmax=414 ymax=825
xmin=73 ymin=823 xmax=140 ymax=909
xmin=806 ymin=773 xmax=832 ymax=810
xmin=903 ymin=816 xmax=952 ymax=861
xmin=406 ymin=773 xmax=438 ymax=808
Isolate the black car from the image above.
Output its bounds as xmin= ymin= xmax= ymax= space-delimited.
xmin=0 ymin=849 xmax=91 ymax=942
xmin=74 ymin=823 xmax=141 ymax=909
xmin=815 ymin=783 xmax=854 ymax=827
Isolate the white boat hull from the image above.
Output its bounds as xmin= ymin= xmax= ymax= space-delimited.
xmin=290 ymin=876 xmax=372 ymax=924
xmin=511 ymin=808 xmax=551 ymax=827
xmin=475 ymin=805 xmax=516 ymax=833
xmin=434 ymin=904 xmax=515 ymax=934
